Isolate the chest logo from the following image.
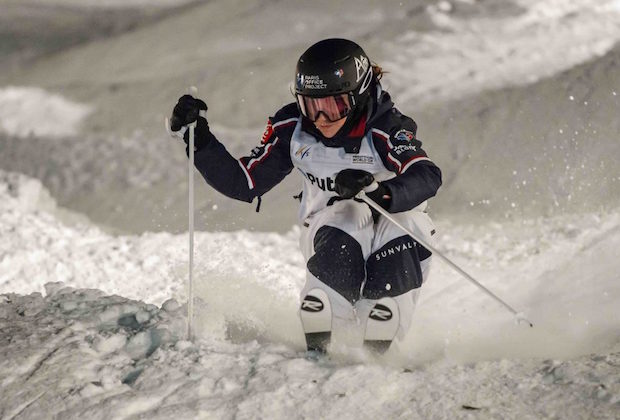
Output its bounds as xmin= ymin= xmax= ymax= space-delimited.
xmin=304 ymin=171 xmax=336 ymax=192
xmin=352 ymin=155 xmax=374 ymax=164
xmin=295 ymin=145 xmax=311 ymax=160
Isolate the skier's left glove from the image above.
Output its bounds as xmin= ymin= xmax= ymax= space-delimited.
xmin=169 ymin=95 xmax=213 ymax=154
xmin=334 ymin=169 xmax=391 ymax=209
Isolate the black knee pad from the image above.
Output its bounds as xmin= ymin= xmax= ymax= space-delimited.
xmin=364 ymin=235 xmax=427 ymax=299
xmin=307 ymin=226 xmax=365 ymax=303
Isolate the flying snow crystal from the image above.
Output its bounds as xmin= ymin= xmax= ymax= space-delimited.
xmin=0 ymin=86 xmax=92 ymax=138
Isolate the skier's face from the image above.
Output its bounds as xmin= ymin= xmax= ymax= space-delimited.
xmin=313 ymin=112 xmax=347 ymax=138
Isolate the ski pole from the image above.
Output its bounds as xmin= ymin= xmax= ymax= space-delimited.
xmin=165 ymin=87 xmax=199 ymax=341
xmin=356 ymin=188 xmax=533 ymax=327
xmin=187 ymin=120 xmax=195 ymax=341
xmin=186 ymin=86 xmax=199 ymax=342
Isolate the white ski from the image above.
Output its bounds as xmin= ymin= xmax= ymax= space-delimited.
xmin=364 ymin=297 xmax=400 ymax=353
xmin=300 ymin=288 xmax=332 ymax=353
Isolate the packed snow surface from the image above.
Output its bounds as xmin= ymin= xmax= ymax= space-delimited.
xmin=1 ymin=172 xmax=619 ymax=418
xmin=1 ymin=289 xmax=618 ymax=419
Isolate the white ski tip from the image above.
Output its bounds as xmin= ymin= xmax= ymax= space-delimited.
xmin=300 ymin=289 xmax=332 ymax=334
xmin=364 ymin=297 xmax=400 ymax=342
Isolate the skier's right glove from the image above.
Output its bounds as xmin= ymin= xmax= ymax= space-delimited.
xmin=170 ymin=94 xmax=207 ymax=131
xmin=169 ymin=95 xmax=213 ymax=154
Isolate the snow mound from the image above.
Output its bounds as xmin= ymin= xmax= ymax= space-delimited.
xmin=2 ymin=169 xmax=620 ymax=364
xmin=0 ymin=171 xmax=57 ymax=214
xmin=0 ymin=170 xmax=304 ymax=314
xmin=15 ymin=0 xmax=196 ymax=8
xmin=0 ymin=169 xmax=305 ymax=351
xmin=0 ymin=286 xmax=618 ymax=419
xmin=385 ymin=0 xmax=620 ymax=104
xmin=0 ymin=86 xmax=92 ymax=138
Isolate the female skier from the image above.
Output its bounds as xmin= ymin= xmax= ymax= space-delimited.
xmin=169 ymin=38 xmax=442 ymax=354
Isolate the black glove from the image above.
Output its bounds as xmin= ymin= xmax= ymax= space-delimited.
xmin=334 ymin=169 xmax=392 ymax=209
xmin=170 ymin=95 xmax=208 ymax=131
xmin=169 ymin=95 xmax=213 ymax=153
xmin=334 ymin=169 xmax=376 ymax=199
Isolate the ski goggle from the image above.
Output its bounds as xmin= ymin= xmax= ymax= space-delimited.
xmin=297 ymin=93 xmax=353 ymax=122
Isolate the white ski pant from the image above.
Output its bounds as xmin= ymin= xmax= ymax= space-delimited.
xmin=299 ymin=199 xmax=435 ymax=342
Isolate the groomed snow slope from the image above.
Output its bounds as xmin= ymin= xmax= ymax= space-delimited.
xmin=1 ymin=172 xmax=619 ymax=418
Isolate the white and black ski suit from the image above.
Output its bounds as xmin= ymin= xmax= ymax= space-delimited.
xmin=192 ymin=88 xmax=442 ymax=342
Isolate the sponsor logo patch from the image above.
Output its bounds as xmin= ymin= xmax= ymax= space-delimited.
xmin=375 ymin=240 xmax=415 ymax=261
xmin=369 ymin=304 xmax=392 ymax=321
xmin=301 ymin=295 xmax=324 ymax=312
xmin=392 ymin=144 xmax=417 ymax=155
xmin=394 ymin=129 xmax=415 ymax=142
xmin=297 ymin=73 xmax=328 ymax=90
xmin=261 ymin=120 xmax=274 ymax=144
xmin=352 ymin=155 xmax=374 ymax=164
xmin=304 ymin=171 xmax=336 ymax=192
xmin=249 ymin=146 xmax=263 ymax=159
xmin=354 ymin=55 xmax=370 ymax=83
xmin=295 ymin=145 xmax=311 ymax=160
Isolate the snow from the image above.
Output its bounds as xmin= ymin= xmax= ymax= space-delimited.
xmin=0 ymin=87 xmax=92 ymax=138
xmin=384 ymin=0 xmax=620 ymax=104
xmin=1 ymin=0 xmax=620 ymax=418
xmin=0 ymin=171 xmax=303 ymax=309
xmin=1 ymin=283 xmax=618 ymax=418
xmin=0 ymin=0 xmax=195 ymax=8
xmin=1 ymin=170 xmax=619 ymax=417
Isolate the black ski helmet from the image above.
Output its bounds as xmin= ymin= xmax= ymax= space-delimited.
xmin=295 ymin=38 xmax=374 ymax=108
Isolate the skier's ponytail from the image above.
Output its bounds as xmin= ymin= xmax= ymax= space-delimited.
xmin=372 ymin=63 xmax=386 ymax=82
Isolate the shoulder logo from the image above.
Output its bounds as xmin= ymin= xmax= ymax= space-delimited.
xmin=249 ymin=146 xmax=263 ymax=159
xmin=261 ymin=120 xmax=274 ymax=144
xmin=394 ymin=129 xmax=415 ymax=142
